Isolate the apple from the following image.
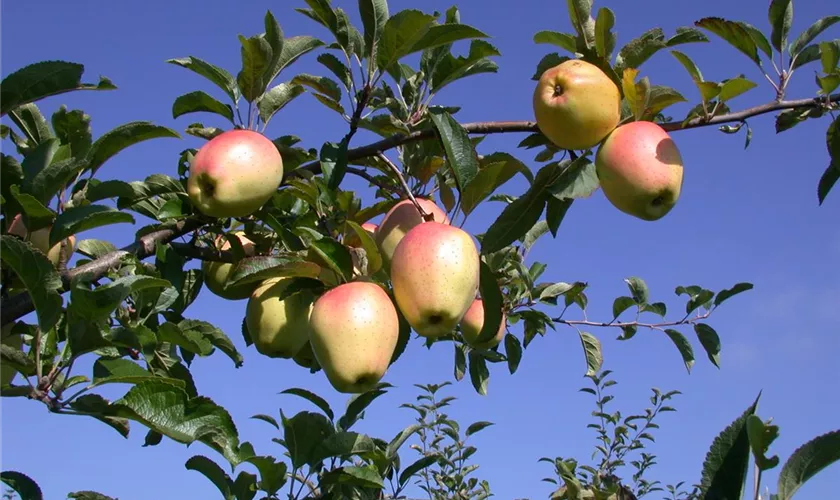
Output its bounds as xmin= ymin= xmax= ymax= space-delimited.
xmin=292 ymin=340 xmax=321 ymax=372
xmin=390 ymin=221 xmax=480 ymax=338
xmin=533 ymin=59 xmax=621 ymax=150
xmin=202 ymin=232 xmax=258 ymax=300
xmin=375 ymin=198 xmax=450 ymax=266
xmin=186 ymin=129 xmax=284 ymax=218
xmin=344 ymin=222 xmax=378 ymax=248
xmin=245 ymin=277 xmax=314 ymax=359
xmin=460 ymin=298 xmax=506 ymax=349
xmin=308 ymin=281 xmax=399 ymax=393
xmin=1 ymin=324 xmax=22 ymax=387
xmin=6 ymin=214 xmax=76 ymax=266
xmin=595 ymin=120 xmax=684 ymax=221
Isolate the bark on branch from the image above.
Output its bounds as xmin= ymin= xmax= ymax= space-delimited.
xmin=2 ymin=92 xmax=837 ymax=326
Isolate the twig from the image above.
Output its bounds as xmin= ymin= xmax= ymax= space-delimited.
xmin=553 ymin=310 xmax=711 ymax=331
xmin=346 ymin=166 xmax=399 ymax=196
xmin=168 ymin=242 xmax=236 ymax=263
xmin=376 ymin=152 xmax=433 ymax=221
xmin=1 ymin=217 xmax=205 ymax=326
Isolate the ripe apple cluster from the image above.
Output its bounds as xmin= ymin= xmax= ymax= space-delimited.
xmin=533 ymin=59 xmax=685 ymax=221
xmin=186 ymin=131 xmax=501 ymax=393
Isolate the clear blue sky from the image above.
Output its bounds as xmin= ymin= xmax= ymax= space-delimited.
xmin=2 ymin=1 xmax=838 ymax=499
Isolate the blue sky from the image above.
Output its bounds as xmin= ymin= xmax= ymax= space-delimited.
xmin=2 ymin=1 xmax=838 ymax=499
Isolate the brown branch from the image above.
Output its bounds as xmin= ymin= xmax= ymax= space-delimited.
xmin=168 ymin=242 xmax=236 ymax=263
xmin=293 ymin=93 xmax=839 ymax=178
xmin=376 ymin=152 xmax=433 ymax=221
xmin=1 ymin=217 xmax=205 ymax=326
xmin=553 ymin=310 xmax=711 ymax=331
xmin=346 ymin=166 xmax=399 ymax=196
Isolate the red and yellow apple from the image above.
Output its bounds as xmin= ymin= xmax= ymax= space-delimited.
xmin=187 ymin=129 xmax=284 ymax=218
xmin=375 ymin=198 xmax=450 ymax=266
xmin=460 ymin=298 xmax=506 ymax=349
xmin=308 ymin=281 xmax=399 ymax=393
xmin=390 ymin=221 xmax=480 ymax=339
xmin=595 ymin=120 xmax=684 ymax=221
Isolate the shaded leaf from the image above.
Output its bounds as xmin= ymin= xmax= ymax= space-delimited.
xmin=172 ymin=90 xmax=234 ymax=123
xmin=768 ymin=0 xmax=794 ymax=52
xmin=49 ymin=204 xmax=134 ymax=247
xmin=664 ymin=329 xmax=696 ymax=374
xmin=0 ymin=471 xmax=43 ymax=500
xmin=280 ymin=387 xmax=335 ymax=421
xmin=167 ymin=56 xmax=240 ymax=103
xmin=1 ymin=60 xmax=115 ymax=116
xmin=578 ymin=331 xmax=602 ymax=377
xmin=695 ymin=18 xmax=762 ymax=66
xmin=429 ymin=107 xmax=479 ymax=192
xmin=790 ymin=16 xmax=840 ymax=57
xmin=777 ymin=430 xmax=840 ymax=500
xmin=86 ymin=121 xmax=180 ymax=175
xmin=0 ymin=236 xmax=63 ymax=333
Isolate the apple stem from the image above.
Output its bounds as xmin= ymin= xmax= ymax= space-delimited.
xmin=376 ymin=152 xmax=433 ymax=221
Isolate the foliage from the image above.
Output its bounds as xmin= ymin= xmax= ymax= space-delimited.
xmin=1 ymin=0 xmax=840 ymax=498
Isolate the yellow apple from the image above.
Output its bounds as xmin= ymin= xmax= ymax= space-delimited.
xmin=245 ymin=277 xmax=314 ymax=359
xmin=202 ymin=232 xmax=258 ymax=300
xmin=533 ymin=59 xmax=621 ymax=150
xmin=390 ymin=221 xmax=480 ymax=338
xmin=292 ymin=340 xmax=321 ymax=371
xmin=595 ymin=120 xmax=684 ymax=221
xmin=7 ymin=214 xmax=76 ymax=266
xmin=460 ymin=298 xmax=506 ymax=349
xmin=308 ymin=281 xmax=399 ymax=393
xmin=186 ymin=129 xmax=284 ymax=218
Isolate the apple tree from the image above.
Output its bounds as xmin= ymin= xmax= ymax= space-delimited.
xmin=1 ymin=0 xmax=839 ymax=498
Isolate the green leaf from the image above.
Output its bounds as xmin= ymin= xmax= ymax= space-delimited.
xmin=429 ymin=39 xmax=500 ymax=93
xmin=237 ymin=35 xmax=273 ymax=103
xmin=790 ymin=16 xmax=840 ymax=58
xmin=821 ymin=40 xmax=840 ymax=73
xmin=460 ymin=153 xmax=527 ymax=216
xmin=454 ymin=343 xmax=467 ymax=381
xmin=228 ymin=259 xmax=321 ymax=289
xmin=49 ymin=204 xmax=134 ymax=247
xmin=695 ymin=17 xmax=762 ymax=67
xmin=578 ymin=331 xmax=602 ymax=377
xmin=667 ymin=27 xmax=710 ymax=46
xmin=359 ymin=0 xmax=389 ymax=60
xmin=0 ymin=236 xmax=63 ymax=332
xmin=86 ymin=121 xmax=180 ymax=175
xmin=326 ymin=465 xmax=384 ymax=489
xmin=612 ymin=296 xmax=635 ymax=319
xmin=282 ymin=410 xmax=336 ymax=468
xmin=698 ymin=394 xmax=761 ymax=500
xmin=376 ymin=10 xmax=437 ymax=71
xmin=265 ymin=36 xmax=325 ymax=85
xmin=714 ymin=282 xmax=754 ymax=306
xmin=547 ymin=157 xmax=600 ymax=200
xmin=290 ymin=73 xmax=342 ymax=101
xmin=338 ymin=387 xmax=389 ymax=431
xmin=399 ymin=456 xmax=439 ymax=487
xmin=345 ymin=220 xmax=382 ymax=274
xmin=90 ymin=357 xmax=177 ymax=389
xmin=566 ymin=0 xmax=596 ymax=51
xmin=1 ymin=342 xmax=37 ymax=378
xmin=67 ymin=394 xmax=130 ymax=438
xmin=52 ymin=105 xmax=92 ymax=158
xmin=10 ymin=186 xmax=56 ymax=229
xmin=1 ymin=471 xmax=43 ymax=500
xmin=24 ymin=158 xmax=85 ymax=207
xmin=532 ymin=53 xmax=571 ymax=81
xmin=671 ymin=50 xmax=704 ymax=84
xmin=429 ymin=107 xmax=479 ymax=193
xmin=244 ymin=456 xmax=287 ymax=495
xmin=616 ymin=28 xmax=668 ymax=71
xmin=309 ymin=237 xmax=353 ymax=283
xmin=184 ymin=455 xmax=234 ymax=500
xmin=318 ymin=138 xmax=350 ymax=190
xmin=746 ymin=415 xmax=781 ymax=471
xmin=280 ymin=387 xmax=335 ymax=420
xmin=718 ymin=76 xmax=758 ymax=102
xmin=468 ymin=350 xmax=490 ymax=395
xmin=70 ymin=275 xmax=170 ymax=322
xmin=768 ymin=0 xmax=794 ymax=52
xmin=261 ymin=10 xmax=285 ymax=83
xmin=410 ymin=23 xmax=489 ymax=55
xmin=172 ymin=90 xmax=234 ymax=123
xmin=776 ymin=429 xmax=840 ymax=500
xmin=316 ymin=53 xmax=352 ymax=90
xmin=504 ymin=333 xmax=522 ymax=374
xmin=818 ymin=117 xmax=840 ymax=205
xmin=66 ymin=492 xmax=117 ymax=500
xmin=111 ymin=379 xmax=247 ymax=467
xmin=642 ymin=301 xmax=667 ymax=316
xmin=167 ymin=56 xmax=240 ymax=103
xmin=21 ymin=138 xmax=60 ymax=187
xmin=664 ymin=329 xmax=696 ymax=373
xmin=546 ymin=197 xmax=573 ymax=237
xmin=624 ymin=277 xmax=649 ymax=304
xmin=694 ymin=323 xmax=721 ymax=368
xmin=0 ymin=60 xmax=115 ymax=116
xmin=533 ymin=31 xmax=578 ymax=54
xmin=466 ymin=421 xmax=494 ymax=437
xmin=256 ymin=82 xmax=305 ymax=126
xmin=594 ymin=8 xmax=617 ymax=59
xmin=179 ymin=319 xmax=244 ymax=368
xmin=475 ymin=261 xmax=504 ymax=345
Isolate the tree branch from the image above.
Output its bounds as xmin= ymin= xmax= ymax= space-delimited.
xmin=293 ymin=92 xmax=839 ymax=178
xmin=376 ymin=153 xmax=433 ymax=221
xmin=1 ymin=217 xmax=205 ymax=326
xmin=168 ymin=242 xmax=236 ymax=263
xmin=553 ymin=310 xmax=711 ymax=331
